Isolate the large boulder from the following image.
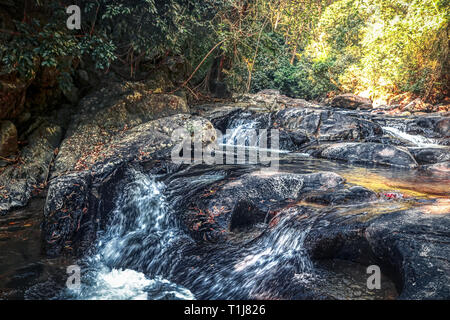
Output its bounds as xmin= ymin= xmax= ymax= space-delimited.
xmin=317 ymin=142 xmax=418 ymax=168
xmin=409 ymin=147 xmax=450 ymax=165
xmin=273 ymin=108 xmax=382 ymax=143
xmin=0 ymin=120 xmax=18 ymax=157
xmin=0 ymin=120 xmax=62 ymax=214
xmin=43 ymin=113 xmax=215 ymax=256
xmin=169 ymin=171 xmax=345 ymax=243
xmin=52 ymin=81 xmax=189 ymax=175
xmin=304 ymin=207 xmax=450 ymax=299
xmin=331 ymin=94 xmax=372 ymax=110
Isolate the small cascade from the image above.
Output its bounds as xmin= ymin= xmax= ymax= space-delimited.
xmin=382 ymin=126 xmax=442 ymax=148
xmin=60 ymin=169 xmax=316 ymax=300
xmin=61 ymin=169 xmax=194 ymax=300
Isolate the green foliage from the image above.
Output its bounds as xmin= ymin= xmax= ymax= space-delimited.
xmin=1 ymin=0 xmax=448 ymax=102
xmin=0 ymin=1 xmax=116 ymax=91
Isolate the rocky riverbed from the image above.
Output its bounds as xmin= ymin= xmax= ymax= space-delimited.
xmin=0 ymin=85 xmax=449 ymax=300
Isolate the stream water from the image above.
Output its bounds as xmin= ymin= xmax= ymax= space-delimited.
xmin=0 ymin=122 xmax=448 ymax=300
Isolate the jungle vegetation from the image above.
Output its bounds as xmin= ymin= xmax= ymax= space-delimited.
xmin=1 ymin=0 xmax=448 ymax=103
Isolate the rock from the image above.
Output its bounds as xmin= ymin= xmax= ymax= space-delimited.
xmin=0 ymin=120 xmax=18 ymax=157
xmin=304 ymin=208 xmax=450 ymax=299
xmin=170 ymin=171 xmax=345 ymax=243
xmin=52 ymin=81 xmax=189 ymax=175
xmin=435 ymin=118 xmax=450 ymax=137
xmin=43 ymin=113 xmax=215 ymax=256
xmin=423 ymin=161 xmax=450 ymax=173
xmin=273 ymin=108 xmax=382 ymax=143
xmin=302 ymin=185 xmax=377 ymax=206
xmin=365 ymin=210 xmax=450 ymax=299
xmin=331 ymin=94 xmax=372 ymax=110
xmin=0 ymin=120 xmax=62 ymax=214
xmin=318 ymin=142 xmax=418 ymax=168
xmin=409 ymin=147 xmax=450 ymax=165
xmin=278 ymin=129 xmax=310 ymax=151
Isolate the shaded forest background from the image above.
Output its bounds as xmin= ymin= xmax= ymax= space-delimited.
xmin=0 ymin=0 xmax=448 ymax=114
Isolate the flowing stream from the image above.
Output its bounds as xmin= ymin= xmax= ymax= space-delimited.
xmin=1 ymin=116 xmax=448 ymax=300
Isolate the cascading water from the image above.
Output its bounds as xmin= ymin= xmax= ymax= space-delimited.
xmin=382 ymin=126 xmax=441 ymax=148
xmin=222 ymin=112 xmax=264 ymax=147
xmin=58 ymin=168 xmax=317 ymax=300
xmin=60 ymin=169 xmax=194 ymax=300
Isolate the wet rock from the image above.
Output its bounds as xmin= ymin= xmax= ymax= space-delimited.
xmin=273 ymin=108 xmax=382 ymax=142
xmin=302 ymin=186 xmax=377 ymax=206
xmin=423 ymin=161 xmax=450 ymax=173
xmin=365 ymin=210 xmax=450 ymax=299
xmin=435 ymin=118 xmax=450 ymax=137
xmin=409 ymin=147 xmax=450 ymax=165
xmin=174 ymin=171 xmax=345 ymax=243
xmin=43 ymin=114 xmax=215 ymax=256
xmin=318 ymin=142 xmax=418 ymax=168
xmin=331 ymin=94 xmax=372 ymax=110
xmin=303 ymin=207 xmax=450 ymax=299
xmin=0 ymin=120 xmax=18 ymax=157
xmin=76 ymin=70 xmax=90 ymax=86
xmin=0 ymin=121 xmax=62 ymax=214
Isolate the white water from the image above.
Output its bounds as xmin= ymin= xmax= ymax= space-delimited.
xmin=61 ymin=168 xmax=317 ymax=300
xmin=63 ymin=169 xmax=194 ymax=300
xmin=382 ymin=126 xmax=442 ymax=148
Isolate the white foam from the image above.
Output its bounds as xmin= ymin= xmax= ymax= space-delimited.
xmin=383 ymin=126 xmax=442 ymax=148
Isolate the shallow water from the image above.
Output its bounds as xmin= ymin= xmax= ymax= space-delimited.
xmin=1 ymin=150 xmax=447 ymax=300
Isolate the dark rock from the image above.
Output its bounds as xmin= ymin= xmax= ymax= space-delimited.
xmin=273 ymin=108 xmax=382 ymax=142
xmin=0 ymin=120 xmax=18 ymax=157
xmin=402 ymin=98 xmax=433 ymax=113
xmin=409 ymin=147 xmax=450 ymax=165
xmin=423 ymin=161 xmax=450 ymax=173
xmin=278 ymin=129 xmax=310 ymax=151
xmin=43 ymin=114 xmax=215 ymax=256
xmin=173 ymin=171 xmax=345 ymax=243
xmin=318 ymin=142 xmax=418 ymax=168
xmin=331 ymin=94 xmax=372 ymax=110
xmin=302 ymin=186 xmax=377 ymax=206
xmin=304 ymin=208 xmax=450 ymax=299
xmin=234 ymin=91 xmax=321 ymax=111
xmin=435 ymin=118 xmax=450 ymax=137
xmin=0 ymin=120 xmax=62 ymax=214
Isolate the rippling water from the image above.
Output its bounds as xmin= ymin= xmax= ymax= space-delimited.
xmin=0 ymin=123 xmax=448 ymax=300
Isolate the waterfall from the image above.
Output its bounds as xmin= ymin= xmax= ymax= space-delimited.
xmin=382 ymin=126 xmax=441 ymax=148
xmin=58 ymin=168 xmax=317 ymax=299
xmin=61 ymin=169 xmax=194 ymax=300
